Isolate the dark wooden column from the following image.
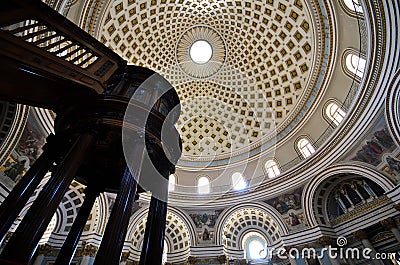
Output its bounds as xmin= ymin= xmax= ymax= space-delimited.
xmin=93 ymin=138 xmax=144 ymax=265
xmin=53 ymin=185 xmax=100 ymax=265
xmin=0 ymin=134 xmax=61 ymax=243
xmin=139 ymin=196 xmax=168 ymax=265
xmin=0 ymin=133 xmax=95 ymax=265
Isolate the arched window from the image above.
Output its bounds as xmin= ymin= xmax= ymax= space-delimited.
xmin=197 ymin=176 xmax=210 ymax=194
xmin=343 ymin=0 xmax=363 ymax=13
xmin=231 ymin=172 xmax=247 ymax=190
xmin=297 ymin=138 xmax=315 ymax=158
xmin=243 ymin=232 xmax=268 ymax=260
xmin=326 ymin=102 xmax=346 ymax=125
xmin=168 ymin=174 xmax=176 ymax=192
xmin=265 ymin=160 xmax=280 ymax=178
xmin=162 ymin=239 xmax=169 ymax=264
xmin=345 ymin=53 xmax=366 ymax=78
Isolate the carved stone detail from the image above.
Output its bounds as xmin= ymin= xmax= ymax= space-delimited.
xmin=186 ymin=256 xmax=197 ymax=264
xmin=317 ymin=236 xmax=334 ymax=247
xmin=381 ymin=217 xmax=397 ymax=229
xmin=217 ymin=255 xmax=226 ymax=264
xmin=353 ymin=230 xmax=369 ymax=240
xmin=75 ymin=244 xmax=98 ymax=257
xmin=121 ymin=252 xmax=130 ymax=262
xmin=36 ymin=244 xmax=55 ymax=255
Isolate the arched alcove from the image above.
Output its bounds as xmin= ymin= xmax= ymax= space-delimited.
xmin=215 ymin=202 xmax=288 ymax=259
xmin=126 ymin=206 xmax=196 ymax=263
xmin=303 ymin=164 xmax=395 ymax=227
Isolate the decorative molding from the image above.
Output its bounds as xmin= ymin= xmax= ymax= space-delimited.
xmin=385 ymin=69 xmax=400 ymax=147
xmin=186 ymin=256 xmax=196 ymax=265
xmin=371 ymin=231 xmax=393 ymax=244
xmin=121 ymin=252 xmax=130 ymax=262
xmin=353 ymin=229 xmax=368 ymax=241
xmin=380 ymin=217 xmax=397 ymax=229
xmin=36 ymin=244 xmax=55 ymax=255
xmin=317 ymin=236 xmax=334 ymax=247
xmin=75 ymin=244 xmax=98 ymax=257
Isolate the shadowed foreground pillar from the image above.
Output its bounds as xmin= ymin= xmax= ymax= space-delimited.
xmin=54 ymin=185 xmax=100 ymax=265
xmin=139 ymin=196 xmax=168 ymax=265
xmin=0 ymin=133 xmax=95 ymax=265
xmin=0 ymin=134 xmax=64 ymax=243
xmin=93 ymin=137 xmax=145 ymax=265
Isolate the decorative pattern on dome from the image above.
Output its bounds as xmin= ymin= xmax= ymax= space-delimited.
xmin=98 ymin=0 xmax=322 ymax=161
xmin=176 ymin=25 xmax=226 ymax=78
xmin=176 ymin=81 xmax=273 ymax=157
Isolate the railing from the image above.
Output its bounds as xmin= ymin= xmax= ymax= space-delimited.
xmin=0 ymin=0 xmax=125 ymax=94
xmin=2 ymin=20 xmax=100 ymax=69
xmin=329 ymin=196 xmax=390 ymax=226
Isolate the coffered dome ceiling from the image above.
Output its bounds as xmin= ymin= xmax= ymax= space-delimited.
xmin=97 ymin=0 xmax=333 ymax=165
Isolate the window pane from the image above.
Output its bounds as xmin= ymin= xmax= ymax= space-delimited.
xmin=307 ymin=144 xmax=315 ymax=154
xmin=343 ymin=0 xmax=363 ymax=12
xmin=232 ymin=172 xmax=247 ymax=190
xmin=198 ymin=176 xmax=210 ymax=194
xmin=298 ymin=138 xmax=315 ymax=158
xmin=346 ymin=53 xmax=366 ymax=78
xmin=265 ymin=160 xmax=280 ymax=178
xmin=244 ymin=234 xmax=268 ymax=260
xmin=326 ymin=103 xmax=346 ymax=126
xmin=168 ymin=175 xmax=176 ymax=192
xmin=272 ymin=165 xmax=281 ymax=176
xmin=249 ymin=239 xmax=265 ymax=259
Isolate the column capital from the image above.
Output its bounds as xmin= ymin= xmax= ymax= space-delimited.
xmin=381 ymin=217 xmax=397 ymax=229
xmin=217 ymin=255 xmax=226 ymax=264
xmin=317 ymin=236 xmax=334 ymax=246
xmin=353 ymin=229 xmax=368 ymax=240
xmin=187 ymin=256 xmax=197 ymax=264
xmin=121 ymin=252 xmax=130 ymax=262
xmin=36 ymin=244 xmax=55 ymax=255
xmin=393 ymin=203 xmax=400 ymax=211
xmin=75 ymin=244 xmax=98 ymax=257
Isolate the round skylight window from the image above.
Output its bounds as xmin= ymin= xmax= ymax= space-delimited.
xmin=189 ymin=40 xmax=213 ymax=64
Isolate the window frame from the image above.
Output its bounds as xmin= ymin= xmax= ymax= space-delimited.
xmin=295 ymin=136 xmax=316 ymax=159
xmin=338 ymin=0 xmax=364 ymax=18
xmin=197 ymin=176 xmax=211 ymax=194
xmin=231 ymin=172 xmax=247 ymax=191
xmin=342 ymin=49 xmax=367 ymax=81
xmin=323 ymin=99 xmax=347 ymax=127
xmin=168 ymin=174 xmax=177 ymax=192
xmin=264 ymin=159 xmax=281 ymax=178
